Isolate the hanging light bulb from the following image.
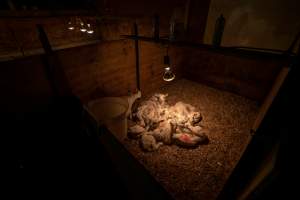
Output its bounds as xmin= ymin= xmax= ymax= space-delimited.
xmin=163 ymin=66 xmax=175 ymax=81
xmin=80 ymin=22 xmax=87 ymax=32
xmin=86 ymin=23 xmax=94 ymax=34
xmin=67 ymin=18 xmax=74 ymax=30
xmin=163 ymin=55 xmax=175 ymax=82
xmin=79 ymin=19 xmax=87 ymax=32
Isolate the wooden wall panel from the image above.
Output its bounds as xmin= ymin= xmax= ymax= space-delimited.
xmin=58 ymin=18 xmax=184 ymax=101
xmin=99 ymin=18 xmax=132 ymax=40
xmin=0 ymin=17 xmax=176 ymax=108
xmin=180 ymin=48 xmax=284 ymax=101
xmin=57 ymin=40 xmax=137 ymax=102
xmin=0 ymin=14 xmax=284 ymax=111
xmin=10 ymin=18 xmax=43 ymax=55
xmin=0 ymin=16 xmax=100 ymax=59
xmin=139 ymin=41 xmax=183 ymax=94
xmin=0 ymin=20 xmax=21 ymax=59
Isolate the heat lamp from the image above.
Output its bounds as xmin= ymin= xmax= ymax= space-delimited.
xmin=163 ymin=54 xmax=175 ymax=82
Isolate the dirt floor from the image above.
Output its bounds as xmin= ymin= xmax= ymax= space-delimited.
xmin=123 ymin=79 xmax=259 ymax=200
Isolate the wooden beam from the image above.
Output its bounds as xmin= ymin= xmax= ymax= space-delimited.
xmin=122 ymin=35 xmax=294 ymax=59
xmin=37 ymin=24 xmax=72 ymax=97
xmin=6 ymin=0 xmax=16 ymax=11
xmin=0 ymin=40 xmax=101 ymax=62
xmin=237 ymin=142 xmax=280 ymax=200
xmin=251 ymin=66 xmax=290 ymax=133
xmin=0 ymin=10 xmax=96 ymax=18
xmin=252 ymin=31 xmax=299 ymax=133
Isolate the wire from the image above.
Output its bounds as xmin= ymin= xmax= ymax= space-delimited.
xmin=166 ymin=44 xmax=169 ymax=56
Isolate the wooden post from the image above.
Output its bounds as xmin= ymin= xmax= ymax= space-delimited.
xmin=251 ymin=31 xmax=300 ymax=134
xmin=37 ymin=24 xmax=72 ymax=97
xmin=134 ymin=23 xmax=141 ymax=91
xmin=251 ymin=66 xmax=290 ymax=134
xmin=184 ymin=0 xmax=191 ymax=32
xmin=7 ymin=0 xmax=16 ymax=11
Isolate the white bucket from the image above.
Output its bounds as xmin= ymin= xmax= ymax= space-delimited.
xmin=87 ymin=97 xmax=128 ymax=141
